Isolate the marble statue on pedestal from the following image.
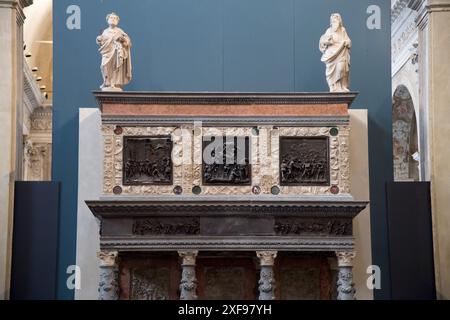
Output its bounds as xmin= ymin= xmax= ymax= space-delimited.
xmin=319 ymin=13 xmax=351 ymax=93
xmin=96 ymin=13 xmax=132 ymax=91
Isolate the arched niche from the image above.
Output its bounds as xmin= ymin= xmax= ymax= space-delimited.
xmin=392 ymin=85 xmax=419 ymax=181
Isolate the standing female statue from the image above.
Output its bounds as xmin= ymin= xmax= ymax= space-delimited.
xmin=96 ymin=13 xmax=132 ymax=91
xmin=319 ymin=13 xmax=351 ymax=93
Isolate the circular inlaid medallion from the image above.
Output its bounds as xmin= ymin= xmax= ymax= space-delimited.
xmin=192 ymin=186 xmax=202 ymax=195
xmin=113 ymin=186 xmax=123 ymax=195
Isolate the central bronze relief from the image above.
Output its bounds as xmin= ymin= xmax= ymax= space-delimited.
xmin=202 ymin=136 xmax=251 ymax=185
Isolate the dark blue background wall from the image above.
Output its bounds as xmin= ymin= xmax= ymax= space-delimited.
xmin=53 ymin=0 xmax=392 ymax=299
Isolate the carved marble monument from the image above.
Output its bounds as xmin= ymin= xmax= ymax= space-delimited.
xmin=320 ymin=13 xmax=352 ymax=93
xmin=87 ymin=91 xmax=367 ymax=300
xmin=97 ymin=13 xmax=132 ymax=91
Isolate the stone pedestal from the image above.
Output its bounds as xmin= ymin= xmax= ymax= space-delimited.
xmin=97 ymin=251 xmax=119 ymax=300
xmin=178 ymin=250 xmax=198 ymax=300
xmin=257 ymin=251 xmax=277 ymax=300
xmin=336 ymin=251 xmax=356 ymax=300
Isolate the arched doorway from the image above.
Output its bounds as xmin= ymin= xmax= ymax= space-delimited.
xmin=392 ymin=85 xmax=419 ymax=181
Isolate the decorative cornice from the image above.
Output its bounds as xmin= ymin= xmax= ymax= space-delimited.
xmin=99 ymin=237 xmax=355 ymax=252
xmin=392 ymin=0 xmax=410 ymax=23
xmin=30 ymin=106 xmax=52 ymax=131
xmin=23 ymin=62 xmax=44 ymax=114
xmin=93 ymin=91 xmax=358 ymax=109
xmin=101 ymin=115 xmax=350 ymax=127
xmin=86 ymin=199 xmax=369 ymax=219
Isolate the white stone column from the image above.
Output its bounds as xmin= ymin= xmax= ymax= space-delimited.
xmin=0 ymin=0 xmax=32 ymax=300
xmin=256 ymin=251 xmax=277 ymax=300
xmin=412 ymin=0 xmax=450 ymax=299
xmin=97 ymin=251 xmax=119 ymax=300
xmin=178 ymin=250 xmax=198 ymax=300
xmin=335 ymin=251 xmax=356 ymax=300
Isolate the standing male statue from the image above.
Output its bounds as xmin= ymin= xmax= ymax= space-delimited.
xmin=97 ymin=12 xmax=132 ymax=91
xmin=319 ymin=13 xmax=351 ymax=93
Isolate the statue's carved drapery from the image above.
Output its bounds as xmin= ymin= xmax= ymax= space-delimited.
xmin=319 ymin=14 xmax=352 ymax=93
xmin=97 ymin=13 xmax=132 ymax=91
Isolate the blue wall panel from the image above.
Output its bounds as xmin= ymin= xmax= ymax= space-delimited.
xmin=53 ymin=0 xmax=392 ymax=299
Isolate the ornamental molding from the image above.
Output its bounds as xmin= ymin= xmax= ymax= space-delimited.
xmin=93 ymin=91 xmax=358 ymax=109
xmin=392 ymin=0 xmax=410 ymax=24
xmin=86 ymin=199 xmax=368 ymax=219
xmin=101 ymin=116 xmax=350 ymax=128
xmin=30 ymin=106 xmax=52 ymax=131
xmin=23 ymin=62 xmax=45 ymax=114
xmin=99 ymin=237 xmax=355 ymax=252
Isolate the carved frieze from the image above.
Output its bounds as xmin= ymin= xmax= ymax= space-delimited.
xmin=274 ymin=218 xmax=352 ymax=236
xmin=279 ymin=137 xmax=330 ymax=186
xmin=123 ymin=136 xmax=173 ymax=185
xmin=133 ymin=218 xmax=200 ymax=236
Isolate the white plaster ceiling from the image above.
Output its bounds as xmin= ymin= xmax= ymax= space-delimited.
xmin=24 ymin=0 xmax=53 ymax=102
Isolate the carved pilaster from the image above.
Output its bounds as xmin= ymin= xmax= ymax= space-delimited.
xmin=335 ymin=251 xmax=356 ymax=300
xmin=256 ymin=251 xmax=277 ymax=300
xmin=178 ymin=250 xmax=198 ymax=300
xmin=97 ymin=251 xmax=119 ymax=300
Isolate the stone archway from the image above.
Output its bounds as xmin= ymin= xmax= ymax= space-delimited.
xmin=392 ymin=85 xmax=419 ymax=181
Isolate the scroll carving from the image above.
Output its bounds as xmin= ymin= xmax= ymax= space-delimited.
xmin=132 ymin=218 xmax=200 ymax=236
xmin=275 ymin=219 xmax=352 ymax=236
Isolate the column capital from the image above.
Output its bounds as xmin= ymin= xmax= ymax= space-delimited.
xmin=256 ymin=251 xmax=278 ymax=267
xmin=178 ymin=250 xmax=198 ymax=266
xmin=335 ymin=251 xmax=356 ymax=267
xmin=97 ymin=251 xmax=118 ymax=267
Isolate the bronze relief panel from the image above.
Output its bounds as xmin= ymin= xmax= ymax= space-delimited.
xmin=202 ymin=136 xmax=251 ymax=185
xmin=280 ymin=137 xmax=330 ymax=186
xmin=123 ymin=136 xmax=173 ymax=185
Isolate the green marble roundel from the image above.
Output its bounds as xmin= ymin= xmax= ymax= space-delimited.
xmin=192 ymin=186 xmax=202 ymax=195
xmin=271 ymin=186 xmax=281 ymax=195
xmin=330 ymin=127 xmax=339 ymax=136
